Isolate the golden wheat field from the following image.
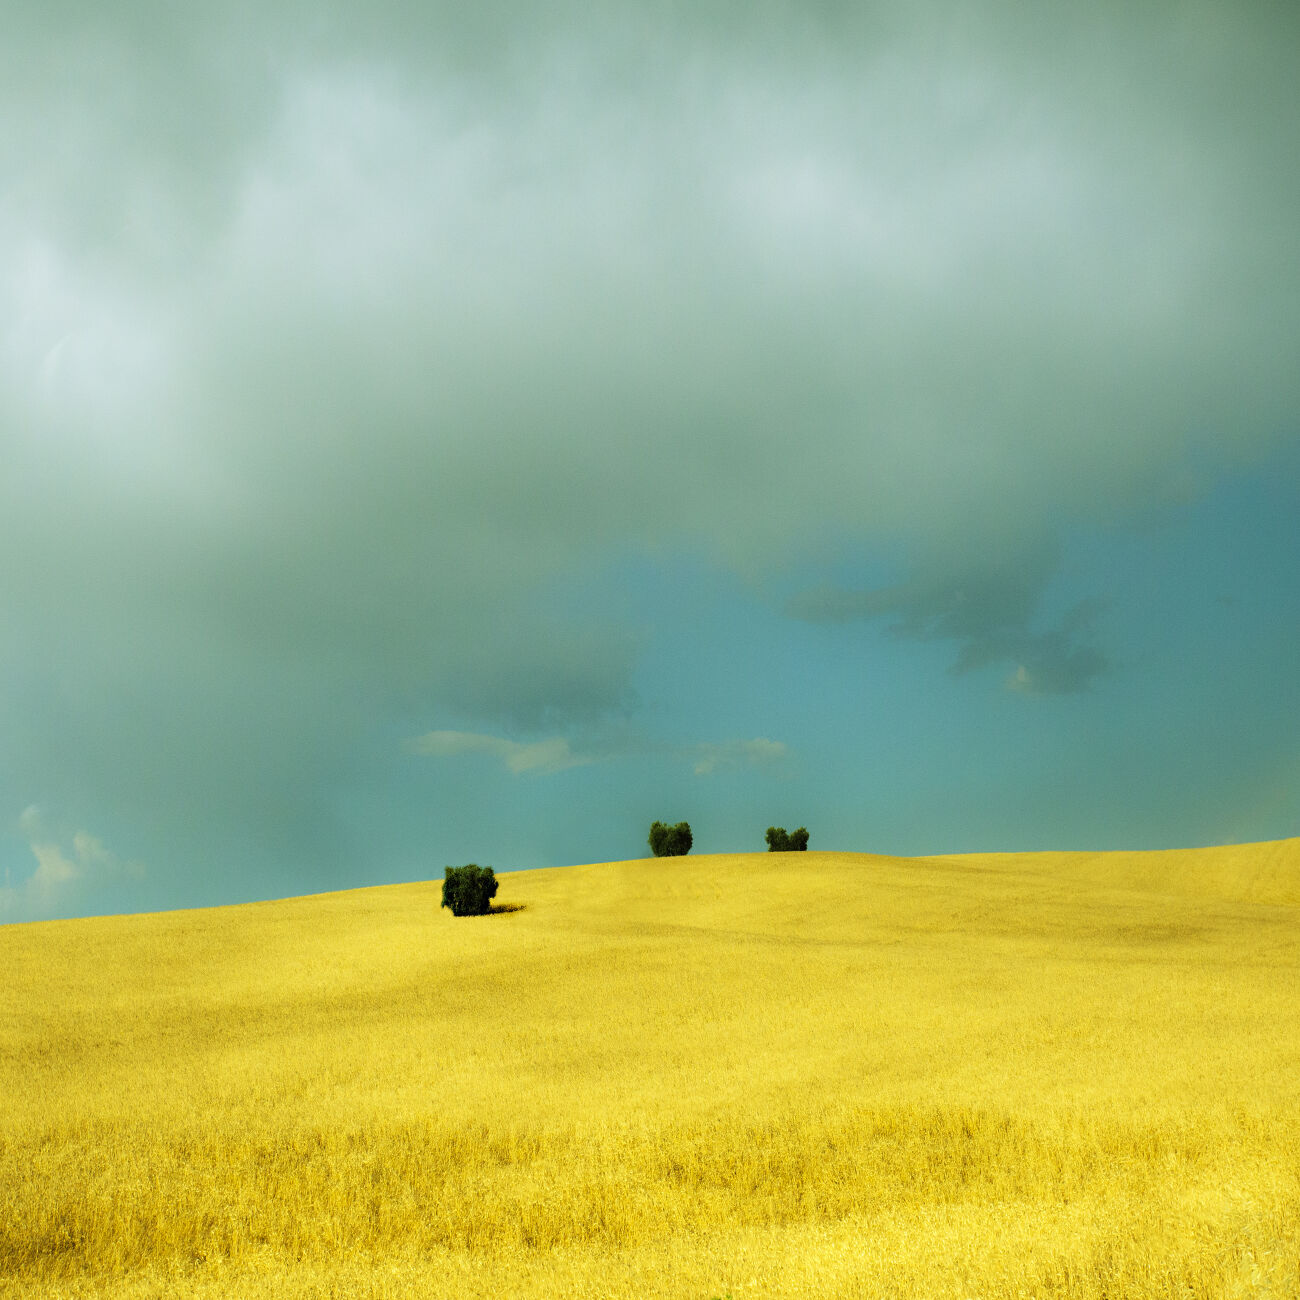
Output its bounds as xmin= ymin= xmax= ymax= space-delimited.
xmin=2 ymin=840 xmax=1299 ymax=1299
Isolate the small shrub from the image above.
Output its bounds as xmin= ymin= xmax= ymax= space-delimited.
xmin=441 ymin=864 xmax=499 ymax=916
xmin=648 ymin=820 xmax=693 ymax=857
xmin=765 ymin=826 xmax=809 ymax=852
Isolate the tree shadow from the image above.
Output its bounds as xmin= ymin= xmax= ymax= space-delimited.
xmin=488 ymin=902 xmax=527 ymax=914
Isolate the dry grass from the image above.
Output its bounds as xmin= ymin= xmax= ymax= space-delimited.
xmin=2 ymin=840 xmax=1298 ymax=1298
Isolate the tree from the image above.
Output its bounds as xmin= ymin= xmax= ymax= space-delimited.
xmin=441 ymin=864 xmax=499 ymax=916
xmin=648 ymin=820 xmax=693 ymax=857
xmin=765 ymin=826 xmax=809 ymax=852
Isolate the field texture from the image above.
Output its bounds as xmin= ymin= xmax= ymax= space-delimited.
xmin=2 ymin=842 xmax=1298 ymax=1298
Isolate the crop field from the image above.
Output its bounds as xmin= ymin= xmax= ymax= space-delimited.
xmin=2 ymin=841 xmax=1298 ymax=1298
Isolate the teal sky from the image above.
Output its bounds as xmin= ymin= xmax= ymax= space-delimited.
xmin=2 ymin=0 xmax=1297 ymax=921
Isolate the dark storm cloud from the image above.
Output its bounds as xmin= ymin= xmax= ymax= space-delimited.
xmin=2 ymin=0 xmax=1297 ymax=907
xmin=787 ymin=548 xmax=1111 ymax=693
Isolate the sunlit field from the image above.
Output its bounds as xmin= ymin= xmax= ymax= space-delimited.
xmin=3 ymin=841 xmax=1298 ymax=1298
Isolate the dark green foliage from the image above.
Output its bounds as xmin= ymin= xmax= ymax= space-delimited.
xmin=648 ymin=820 xmax=693 ymax=857
xmin=441 ymin=864 xmax=499 ymax=916
xmin=765 ymin=826 xmax=809 ymax=852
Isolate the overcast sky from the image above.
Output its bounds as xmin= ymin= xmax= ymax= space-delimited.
xmin=3 ymin=0 xmax=1298 ymax=922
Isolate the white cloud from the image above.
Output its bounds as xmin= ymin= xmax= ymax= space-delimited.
xmin=407 ymin=730 xmax=595 ymax=776
xmin=408 ymin=730 xmax=790 ymax=778
xmin=692 ymin=738 xmax=788 ymax=776
xmin=1 ymin=806 xmax=145 ymax=921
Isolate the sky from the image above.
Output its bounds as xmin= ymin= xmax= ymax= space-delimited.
xmin=2 ymin=0 xmax=1298 ymax=922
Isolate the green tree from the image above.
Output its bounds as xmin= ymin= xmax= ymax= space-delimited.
xmin=765 ymin=826 xmax=809 ymax=852
xmin=648 ymin=820 xmax=693 ymax=857
xmin=441 ymin=864 xmax=499 ymax=916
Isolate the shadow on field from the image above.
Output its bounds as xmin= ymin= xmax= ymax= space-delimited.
xmin=488 ymin=902 xmax=527 ymax=914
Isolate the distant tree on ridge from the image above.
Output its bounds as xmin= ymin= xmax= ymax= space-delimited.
xmin=648 ymin=820 xmax=693 ymax=857
xmin=765 ymin=826 xmax=809 ymax=852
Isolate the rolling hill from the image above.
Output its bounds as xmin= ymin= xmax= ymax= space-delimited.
xmin=2 ymin=839 xmax=1298 ymax=1297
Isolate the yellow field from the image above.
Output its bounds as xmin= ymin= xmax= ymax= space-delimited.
xmin=2 ymin=841 xmax=1298 ymax=1298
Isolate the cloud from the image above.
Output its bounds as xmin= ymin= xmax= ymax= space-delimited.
xmin=787 ymin=547 xmax=1112 ymax=694
xmin=1004 ymin=646 xmax=1108 ymax=697
xmin=1 ymin=807 xmax=145 ymax=922
xmin=999 ymin=599 xmax=1112 ymax=695
xmin=691 ymin=738 xmax=788 ymax=776
xmin=0 ymin=0 xmax=1296 ymax=895
xmin=407 ymin=730 xmax=595 ymax=776
xmin=408 ymin=730 xmax=789 ymax=777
